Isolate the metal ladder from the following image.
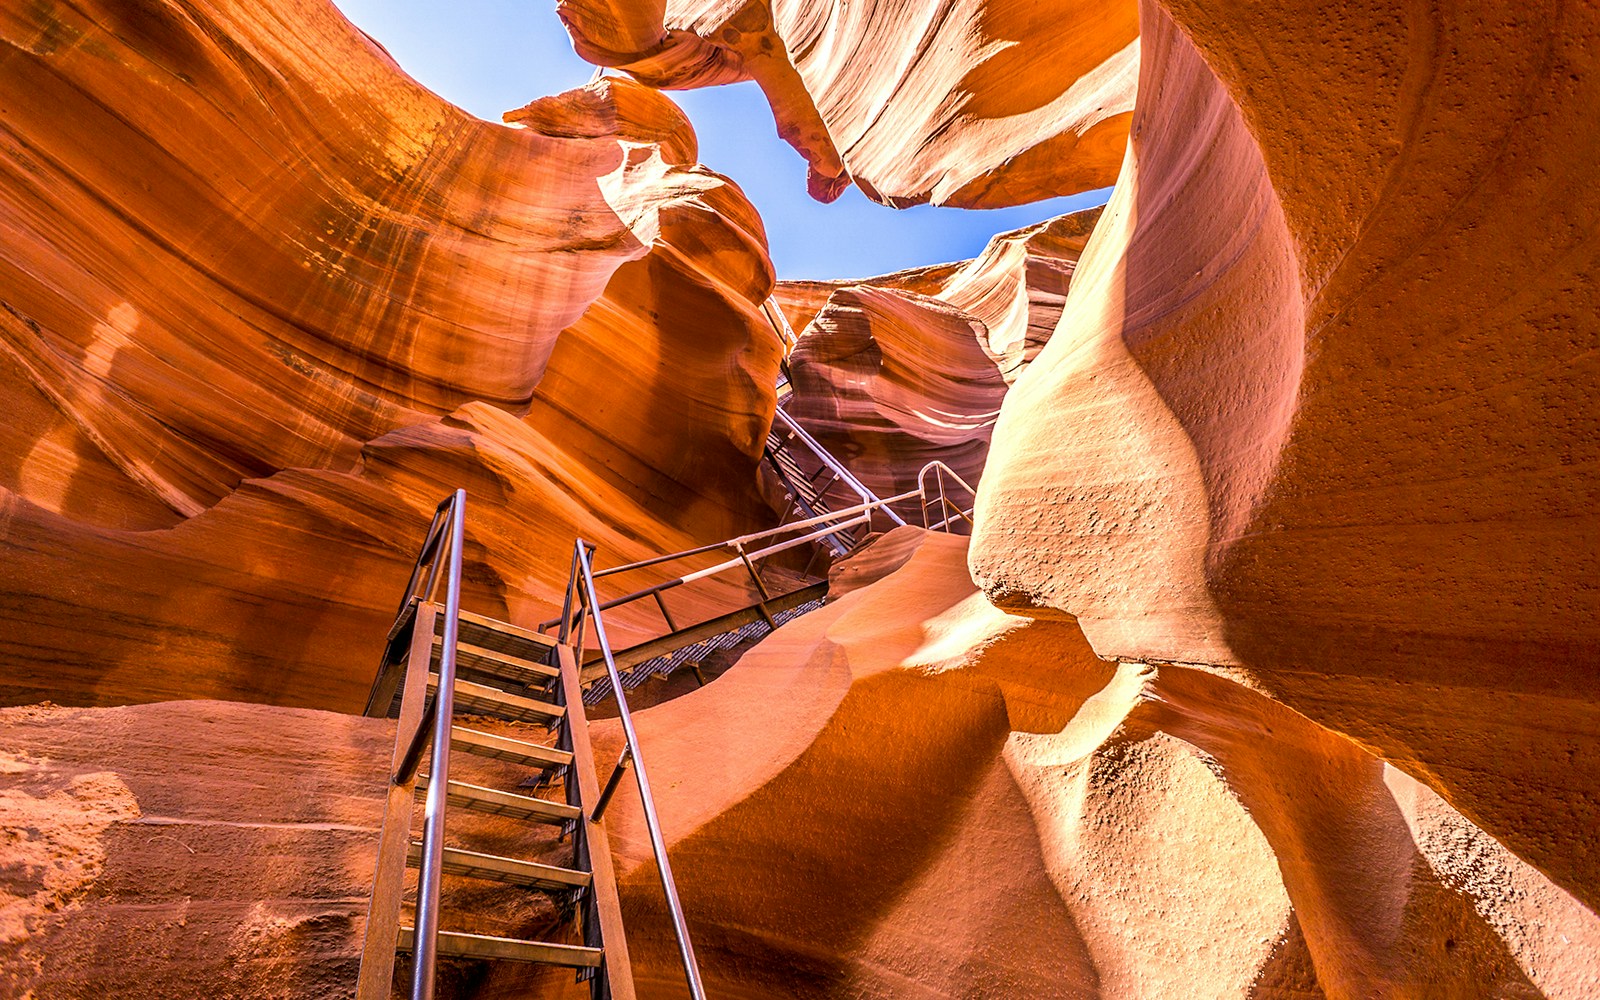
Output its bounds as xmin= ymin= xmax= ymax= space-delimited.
xmin=763 ymin=407 xmax=906 ymax=556
xmin=356 ymin=493 xmax=705 ymax=1000
xmin=355 ymin=462 xmax=978 ymax=1000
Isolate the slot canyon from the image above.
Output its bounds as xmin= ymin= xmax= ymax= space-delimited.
xmin=1 ymin=0 xmax=1596 ymax=997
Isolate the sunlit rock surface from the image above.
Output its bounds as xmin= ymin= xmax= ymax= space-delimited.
xmin=0 ymin=701 xmax=390 ymax=1000
xmin=775 ymin=210 xmax=1098 ymax=511
xmin=596 ymin=530 xmax=1600 ymax=999
xmin=580 ymin=0 xmax=1600 ymax=980
xmin=559 ymin=0 xmax=1137 ymax=206
xmin=970 ymin=0 xmax=1600 ymax=913
xmin=2 ymin=0 xmax=1598 ymax=995
xmin=0 ymin=0 xmax=783 ymax=710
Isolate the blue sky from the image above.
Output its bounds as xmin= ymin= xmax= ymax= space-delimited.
xmin=333 ymin=0 xmax=1109 ymax=280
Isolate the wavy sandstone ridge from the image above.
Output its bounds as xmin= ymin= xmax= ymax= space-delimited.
xmin=776 ymin=210 xmax=1098 ymax=509
xmin=559 ymin=0 xmax=1137 ymax=205
xmin=971 ymin=0 xmax=1600 ymax=913
xmin=565 ymin=0 xmax=1600 ymax=990
xmin=592 ymin=530 xmax=1600 ymax=999
xmin=0 ymin=0 xmax=783 ymax=709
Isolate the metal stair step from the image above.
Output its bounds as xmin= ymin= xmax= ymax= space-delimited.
xmin=450 ymin=726 xmax=571 ymax=770
xmin=415 ymin=777 xmax=580 ymax=825
xmin=406 ymin=842 xmax=591 ymax=891
xmin=437 ymin=607 xmax=556 ymax=663
xmin=397 ymin=927 xmax=602 ymax=968
xmin=435 ymin=637 xmax=557 ymax=686
xmin=425 ymin=673 xmax=564 ymax=725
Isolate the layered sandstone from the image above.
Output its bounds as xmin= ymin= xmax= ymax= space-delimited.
xmin=573 ymin=0 xmax=1600 ymax=980
xmin=2 ymin=0 xmax=1598 ymax=996
xmin=0 ymin=701 xmax=391 ymax=1000
xmin=0 ymin=0 xmax=785 ymax=711
xmin=558 ymin=0 xmax=1137 ymax=206
xmin=969 ymin=0 xmax=1600 ymax=912
xmin=775 ymin=210 xmax=1097 ymax=511
xmin=593 ymin=529 xmax=1600 ymax=999
xmin=7 ymin=534 xmax=1597 ymax=1000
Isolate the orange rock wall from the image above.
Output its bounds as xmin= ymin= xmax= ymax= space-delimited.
xmin=559 ymin=0 xmax=1138 ymax=206
xmin=594 ymin=530 xmax=1600 ymax=999
xmin=0 ymin=0 xmax=784 ymax=710
xmin=0 ymin=701 xmax=391 ymax=1000
xmin=776 ymin=211 xmax=1096 ymax=511
xmin=579 ymin=0 xmax=1600 ymax=971
xmin=970 ymin=0 xmax=1600 ymax=910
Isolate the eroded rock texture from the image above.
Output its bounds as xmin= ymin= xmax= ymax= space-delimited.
xmin=969 ymin=0 xmax=1600 ymax=915
xmin=0 ymin=0 xmax=784 ymax=710
xmin=580 ymin=0 xmax=1600 ymax=990
xmin=2 ymin=0 xmax=1597 ymax=995
xmin=0 ymin=701 xmax=391 ymax=1000
xmin=594 ymin=530 xmax=1600 ymax=999
xmin=775 ymin=210 xmax=1097 ymax=515
xmin=559 ymin=0 xmax=1137 ymax=205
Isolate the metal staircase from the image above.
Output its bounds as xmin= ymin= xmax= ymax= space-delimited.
xmin=356 ymin=493 xmax=700 ymax=1000
xmin=356 ymin=470 xmax=977 ymax=1000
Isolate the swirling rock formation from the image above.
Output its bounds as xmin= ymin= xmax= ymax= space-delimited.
xmin=3 ymin=0 xmax=1597 ymax=995
xmin=969 ymin=0 xmax=1600 ymax=912
xmin=573 ymin=0 xmax=1600 ymax=988
xmin=558 ymin=0 xmax=1138 ymax=205
xmin=593 ymin=529 xmax=1600 ymax=998
xmin=0 ymin=0 xmax=783 ymax=709
xmin=776 ymin=210 xmax=1096 ymax=513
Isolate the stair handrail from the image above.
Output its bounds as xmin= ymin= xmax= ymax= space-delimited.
xmin=916 ymin=460 xmax=978 ymax=531
xmin=771 ymin=408 xmax=907 ymax=526
xmin=378 ymin=490 xmax=467 ymax=1000
xmin=559 ymin=541 xmax=709 ymax=1000
xmin=534 ymin=487 xmax=916 ymax=636
xmin=535 ymin=461 xmax=976 ymax=639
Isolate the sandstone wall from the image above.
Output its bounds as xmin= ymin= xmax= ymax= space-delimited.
xmin=0 ymin=701 xmax=391 ymax=1000
xmin=969 ymin=0 xmax=1600 ymax=909
xmin=775 ymin=210 xmax=1098 ymax=514
xmin=559 ymin=0 xmax=1137 ymax=206
xmin=0 ymin=0 xmax=785 ymax=711
xmin=572 ymin=0 xmax=1600 ymax=966
xmin=591 ymin=529 xmax=1600 ymax=999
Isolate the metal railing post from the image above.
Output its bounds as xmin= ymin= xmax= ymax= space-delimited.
xmin=936 ymin=468 xmax=949 ymax=532
xmin=772 ymin=409 xmax=906 ymax=527
xmin=412 ymin=490 xmax=466 ymax=1000
xmin=591 ymin=746 xmax=633 ymax=822
xmin=652 ymin=591 xmax=678 ymax=632
xmin=574 ymin=542 xmax=708 ymax=1000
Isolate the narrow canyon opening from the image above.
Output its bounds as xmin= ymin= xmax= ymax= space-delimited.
xmin=1 ymin=1 xmax=1596 ymax=999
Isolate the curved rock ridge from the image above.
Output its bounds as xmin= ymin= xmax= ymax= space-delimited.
xmin=965 ymin=0 xmax=1600 ymax=911
xmin=0 ymin=701 xmax=393 ymax=1000
xmin=597 ymin=0 xmax=1600 ymax=953
xmin=588 ymin=529 xmax=1600 ymax=999
xmin=775 ymin=210 xmax=1097 ymax=514
xmin=559 ymin=0 xmax=1138 ymax=206
xmin=0 ymin=0 xmax=784 ymax=709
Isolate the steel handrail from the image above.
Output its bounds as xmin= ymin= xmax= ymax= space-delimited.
xmin=771 ymin=408 xmax=906 ymax=526
xmin=377 ymin=490 xmax=467 ymax=1000
xmin=537 ymin=461 xmax=974 ymax=635
xmin=601 ymin=460 xmax=969 ymax=582
xmin=600 ymin=489 xmax=917 ymax=580
xmin=561 ymin=541 xmax=708 ymax=1000
xmin=537 ymin=499 xmax=912 ymax=634
xmin=916 ymin=460 xmax=978 ymax=531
